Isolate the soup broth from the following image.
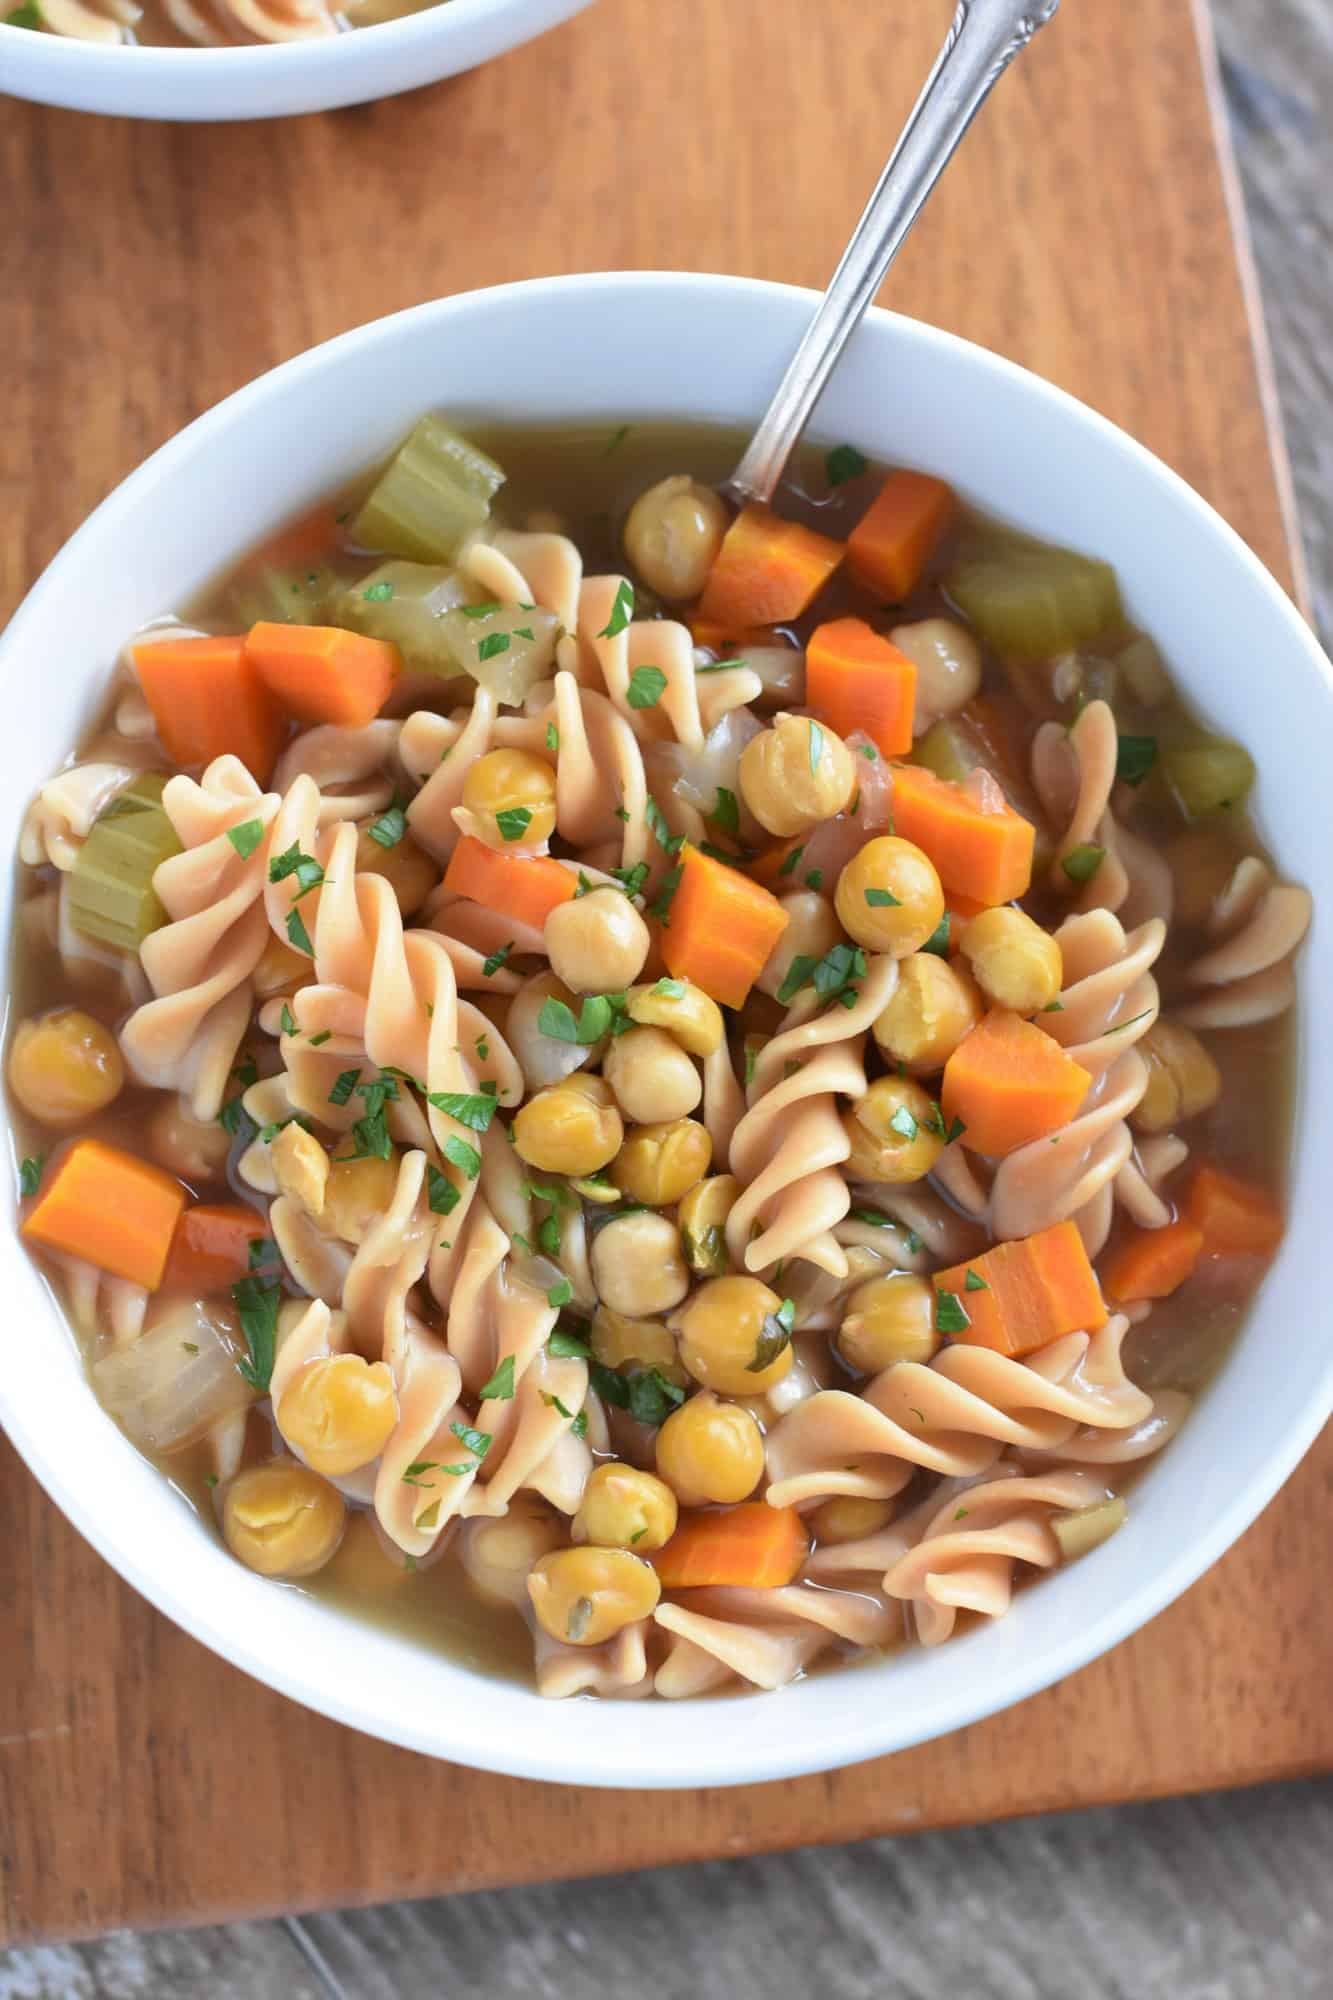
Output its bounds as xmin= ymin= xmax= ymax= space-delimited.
xmin=8 ymin=416 xmax=1307 ymax=1698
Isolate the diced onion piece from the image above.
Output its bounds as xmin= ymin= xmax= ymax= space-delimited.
xmin=350 ymin=415 xmax=505 ymax=564
xmin=92 ymin=1298 xmax=254 ymax=1454
xmin=1051 ymin=1496 xmax=1127 ymax=1560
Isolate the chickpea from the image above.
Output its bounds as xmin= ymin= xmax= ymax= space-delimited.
xmin=591 ymin=1210 xmax=690 ymax=1317
xmin=626 ymin=977 xmax=723 ymax=1057
xmin=739 ymin=712 xmax=857 ymax=837
xmin=677 ymin=1274 xmax=792 ymax=1395
xmin=842 ymin=1076 xmax=945 ymax=1184
xmin=574 ymin=1462 xmax=679 ymax=1551
xmin=276 ymin=1353 xmax=398 ymax=1477
xmin=960 ymin=906 xmax=1062 ymax=1015
xmin=623 ymin=475 xmax=728 ymax=602
xmin=354 ymin=823 xmax=437 ymax=917
xmin=461 ymin=747 xmax=557 ymax=849
xmin=149 ymin=1093 xmax=232 ymax=1182
xmin=253 ymin=932 xmax=309 ymax=999
xmin=1132 ymin=1017 xmax=1222 ymax=1133
xmin=613 ymin=1117 xmax=712 ymax=1206
xmin=514 ymin=1073 xmax=623 ymax=1176
xmin=838 ymin=1273 xmax=939 ymax=1372
xmin=8 ymin=1009 xmax=124 ymax=1127
xmin=545 ymin=886 xmax=649 ymax=996
xmin=603 ymin=1025 xmax=701 ymax=1125
xmin=759 ymin=890 xmax=842 ymax=1003
xmin=655 ymin=1390 xmax=765 ymax=1505
xmin=590 ymin=1305 xmax=688 ymax=1386
xmin=678 ymin=1174 xmax=738 ymax=1275
xmin=271 ymin=1122 xmax=329 ymax=1219
xmin=528 ymin=1544 xmax=661 ymax=1647
xmin=809 ymin=1494 xmax=897 ymax=1544
xmin=323 ymin=1150 xmax=400 ymax=1243
xmin=222 ymin=1459 xmax=345 ymax=1578
xmin=462 ymin=1496 xmax=565 ymax=1607
xmin=872 ymin=952 xmax=983 ymax=1074
xmin=835 ymin=836 xmax=944 ymax=956
xmin=891 ymin=616 xmax=983 ymax=732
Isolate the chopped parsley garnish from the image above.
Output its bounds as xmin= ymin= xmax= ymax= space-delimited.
xmin=825 ymin=442 xmax=868 ymax=485
xmin=427 ymin=1165 xmax=461 ymax=1216
xmin=749 ymin=1296 xmax=795 ymax=1374
xmin=626 ymin=1368 xmax=686 ymax=1427
xmin=778 ymin=843 xmax=805 ymax=877
xmin=646 ymin=796 xmax=683 ymax=856
xmin=363 ymin=580 xmax=394 ymax=602
xmin=443 ymin=1134 xmax=481 ymax=1180
xmin=597 ymin=580 xmax=635 ymax=639
xmin=848 ymin=1208 xmax=891 ymax=1228
xmin=5 ymin=3 xmax=43 ymax=25
xmin=710 ymin=787 xmax=741 ymax=839
xmin=248 ymin=1236 xmax=279 ymax=1272
xmin=541 ymin=1392 xmax=577 ymax=1421
xmin=547 ymin=1277 xmax=573 ymax=1309
xmin=865 ymin=887 xmax=900 ymax=907
xmin=1116 ymin=734 xmax=1157 ymax=787
xmin=859 ymin=742 xmax=879 ymax=761
xmin=743 ymin=1044 xmax=759 ymax=1087
xmin=232 ymin=1277 xmax=281 ymax=1392
xmin=604 ymin=424 xmax=631 ymax=455
xmin=401 ymin=1460 xmax=444 ymax=1487
xmin=426 ymin=1088 xmax=498 ymax=1133
xmin=479 ymin=1354 xmax=516 ymax=1401
xmin=572 ymin=1409 xmax=589 ymax=1439
xmin=808 ymin=719 xmax=824 ymax=774
xmin=1061 ymin=842 xmax=1105 ymax=885
xmin=921 ymin=912 xmax=951 ymax=958
xmin=627 ymin=665 xmax=668 ymax=710
xmin=537 ymin=1215 xmax=561 ymax=1258
xmin=964 ymin=1269 xmax=989 ymax=1292
xmin=279 ymin=1002 xmax=298 ymax=1037
xmin=934 ymin=1289 xmax=971 ymax=1335
xmin=219 ymin=1094 xmax=255 ymax=1141
xmin=1107 ymin=1008 xmax=1153 ymax=1036
xmin=269 ymin=843 xmax=324 ymax=899
xmin=460 ymin=601 xmax=501 ymax=620
xmin=546 ymin=723 xmax=559 ymax=753
xmin=285 ymin=908 xmax=314 ymax=956
xmin=309 ymin=1030 xmax=331 ymax=1048
xmin=648 ymin=863 xmax=683 ymax=924
xmin=523 ymin=1180 xmax=576 ymax=1209
xmin=367 ymin=803 xmax=407 ymax=849
xmin=805 ymin=868 xmax=824 ymax=891
xmin=18 ymin=1156 xmax=43 ymax=1197
xmin=481 ymin=941 xmax=514 ymax=978
xmin=653 ymin=977 xmax=685 ymax=998
xmin=329 ymin=1068 xmax=361 ymax=1107
xmin=475 ymin=1035 xmax=490 ymax=1061
xmin=589 ymin=1361 xmax=630 ymax=1409
xmin=1043 ymin=998 xmax=1065 ymax=1012
xmin=226 ymin=818 xmax=264 ymax=860
xmin=548 ymin=1328 xmax=592 ymax=1359
xmin=495 ymin=806 xmax=532 ymax=843
xmin=182 ymin=1342 xmax=199 ymax=1356
xmin=904 ymin=1230 xmax=923 ymax=1255
xmin=450 ymin=1421 xmax=492 ymax=1460
xmin=477 ymin=631 xmax=512 ymax=661
xmin=888 ymin=1104 xmax=919 ymax=1141
xmin=610 ymin=861 xmax=650 ymax=899
xmin=538 ymin=994 xmax=624 ymax=1045
xmin=776 ymin=941 xmax=866 ymax=1007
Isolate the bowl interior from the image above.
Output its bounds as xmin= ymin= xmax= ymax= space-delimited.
xmin=2 ymin=273 xmax=1330 ymax=1787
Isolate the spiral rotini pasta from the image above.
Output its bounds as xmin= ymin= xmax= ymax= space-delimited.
xmin=10 ymin=412 xmax=1304 ymax=1704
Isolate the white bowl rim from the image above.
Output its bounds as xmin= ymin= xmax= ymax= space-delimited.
xmin=2 ymin=271 xmax=1330 ymax=1789
xmin=0 ymin=0 xmax=559 ymax=62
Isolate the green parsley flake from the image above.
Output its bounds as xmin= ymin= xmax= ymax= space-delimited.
xmin=779 ymin=843 xmax=806 ymax=877
xmin=597 ymin=580 xmax=635 ymax=639
xmin=548 ymin=1328 xmax=592 ymax=1359
xmin=481 ymin=941 xmax=514 ymax=978
xmin=226 ymin=819 xmax=264 ymax=861
xmin=888 ymin=1104 xmax=919 ymax=1141
xmin=232 ymin=1277 xmax=281 ymax=1392
xmin=1115 ymin=734 xmax=1157 ymax=787
xmin=934 ymin=1289 xmax=971 ymax=1335
xmin=427 ymin=1165 xmax=461 ymax=1216
xmin=18 ymin=1156 xmax=43 ymax=1197
xmin=480 ymin=1355 xmax=516 ymax=1400
xmin=711 ymin=787 xmax=741 ymax=838
xmin=285 ymin=907 xmax=314 ymax=956
xmin=329 ymin=1067 xmax=361 ymax=1107
xmin=280 ymin=1003 xmax=298 ymax=1037
xmin=268 ymin=843 xmax=324 ymax=899
xmin=367 ymin=804 xmax=407 ymax=849
xmin=1061 ymin=842 xmax=1106 ymax=885
xmin=363 ymin=580 xmax=395 ymax=602
xmin=443 ymin=1134 xmax=481 ymax=1179
xmin=964 ymin=1269 xmax=989 ymax=1292
xmin=547 ymin=1277 xmax=573 ymax=1309
xmin=648 ymin=863 xmax=683 ymax=924
xmin=459 ymin=601 xmax=501 ymax=620
xmin=921 ymin=913 xmax=951 ymax=957
xmin=808 ymin=719 xmax=825 ymax=774
xmin=627 ymin=665 xmax=668 ymax=710
xmin=865 ymin=887 xmax=901 ymax=907
xmin=825 ymin=442 xmax=868 ymax=485
xmin=546 ymin=723 xmax=559 ymax=753
xmin=495 ymin=806 xmax=532 ymax=842
xmin=477 ymin=631 xmax=512 ymax=661
xmin=646 ymin=797 xmax=684 ymax=855
xmin=426 ymin=1088 xmax=497 ymax=1133
xmin=749 ymin=1297 xmax=796 ymax=1374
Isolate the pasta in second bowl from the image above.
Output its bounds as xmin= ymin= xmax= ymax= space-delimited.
xmin=1 ymin=275 xmax=1328 ymax=1786
xmin=0 ymin=0 xmax=593 ymax=119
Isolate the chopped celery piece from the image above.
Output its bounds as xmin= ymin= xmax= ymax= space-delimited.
xmin=1160 ymin=738 xmax=1255 ymax=818
xmin=331 ymin=561 xmax=470 ymax=675
xmin=228 ymin=561 xmax=338 ymax=630
xmin=1051 ymin=1496 xmax=1127 ymax=1561
xmin=438 ymin=603 xmax=561 ymax=706
xmin=947 ymin=546 xmax=1123 ymax=660
xmin=1117 ymin=632 xmax=1170 ymax=707
xmin=67 ymin=772 xmax=181 ymax=953
xmin=351 ymin=416 xmax=506 ymax=564
xmin=911 ymin=719 xmax=974 ymax=785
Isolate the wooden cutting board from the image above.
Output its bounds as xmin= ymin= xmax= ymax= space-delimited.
xmin=0 ymin=0 xmax=1327 ymax=1949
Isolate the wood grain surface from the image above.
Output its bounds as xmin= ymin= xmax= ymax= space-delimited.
xmin=0 ymin=0 xmax=1328 ymax=1951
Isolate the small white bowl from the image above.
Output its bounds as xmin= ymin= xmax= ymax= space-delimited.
xmin=1 ymin=274 xmax=1330 ymax=1788
xmin=0 ymin=0 xmax=592 ymax=121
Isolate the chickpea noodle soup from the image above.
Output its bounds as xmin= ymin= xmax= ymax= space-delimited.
xmin=9 ymin=416 xmax=1309 ymax=1698
xmin=4 ymin=0 xmax=442 ymax=47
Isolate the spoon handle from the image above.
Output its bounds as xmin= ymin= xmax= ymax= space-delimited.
xmin=724 ymin=0 xmax=1060 ymax=506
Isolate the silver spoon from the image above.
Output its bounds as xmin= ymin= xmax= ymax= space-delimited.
xmin=724 ymin=0 xmax=1061 ymax=506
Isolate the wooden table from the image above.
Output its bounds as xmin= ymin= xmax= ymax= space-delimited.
xmin=1 ymin=0 xmax=1328 ymax=1951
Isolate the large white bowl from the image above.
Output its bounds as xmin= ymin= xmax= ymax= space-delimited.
xmin=0 ymin=0 xmax=591 ymax=121
xmin=2 ymin=274 xmax=1330 ymax=1788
